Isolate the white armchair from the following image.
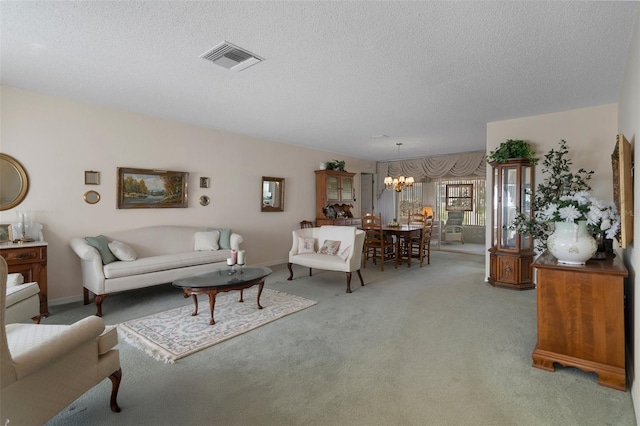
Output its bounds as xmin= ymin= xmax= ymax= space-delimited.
xmin=5 ymin=273 xmax=40 ymax=324
xmin=1 ymin=257 xmax=122 ymax=425
xmin=287 ymin=225 xmax=365 ymax=293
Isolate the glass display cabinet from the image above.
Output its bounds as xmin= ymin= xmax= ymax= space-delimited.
xmin=488 ymin=158 xmax=535 ymax=290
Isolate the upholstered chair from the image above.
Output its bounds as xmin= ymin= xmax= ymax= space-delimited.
xmin=5 ymin=273 xmax=41 ymax=324
xmin=1 ymin=257 xmax=122 ymax=425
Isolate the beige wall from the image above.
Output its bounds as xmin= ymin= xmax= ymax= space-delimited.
xmin=0 ymin=86 xmax=374 ymax=304
xmin=485 ymin=104 xmax=619 ymax=278
xmin=618 ymin=6 xmax=640 ymax=420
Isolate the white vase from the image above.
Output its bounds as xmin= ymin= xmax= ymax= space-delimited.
xmin=547 ymin=220 xmax=597 ymax=265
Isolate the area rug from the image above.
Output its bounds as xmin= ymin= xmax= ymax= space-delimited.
xmin=118 ymin=288 xmax=316 ymax=363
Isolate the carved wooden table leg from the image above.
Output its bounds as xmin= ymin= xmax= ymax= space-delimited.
xmin=190 ymin=293 xmax=198 ymax=316
xmin=256 ymin=280 xmax=264 ymax=309
xmin=207 ymin=291 xmax=217 ymax=325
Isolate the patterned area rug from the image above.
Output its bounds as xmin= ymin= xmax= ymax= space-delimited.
xmin=118 ymin=288 xmax=316 ymax=363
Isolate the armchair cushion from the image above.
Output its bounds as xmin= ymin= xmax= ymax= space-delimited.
xmin=298 ymin=237 xmax=316 ymax=254
xmin=319 ymin=240 xmax=341 ymax=255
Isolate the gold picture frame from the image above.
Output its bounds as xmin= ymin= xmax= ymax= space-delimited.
xmin=117 ymin=167 xmax=188 ymax=209
xmin=0 ymin=224 xmax=13 ymax=243
xmin=84 ymin=170 xmax=100 ymax=185
xmin=612 ymin=134 xmax=633 ymax=248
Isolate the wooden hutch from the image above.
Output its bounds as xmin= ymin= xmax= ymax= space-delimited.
xmin=315 ymin=170 xmax=361 ymax=227
xmin=488 ymin=158 xmax=535 ymax=290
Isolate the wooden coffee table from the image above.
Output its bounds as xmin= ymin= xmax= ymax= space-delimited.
xmin=173 ymin=266 xmax=272 ymax=325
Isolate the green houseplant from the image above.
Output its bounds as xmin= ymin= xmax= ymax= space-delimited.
xmin=326 ymin=160 xmax=346 ymax=171
xmin=487 ymin=139 xmax=537 ymax=165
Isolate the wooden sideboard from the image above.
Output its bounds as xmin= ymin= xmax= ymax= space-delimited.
xmin=316 ymin=218 xmax=362 ymax=227
xmin=1 ymin=242 xmax=49 ymax=316
xmin=531 ymin=251 xmax=628 ymax=391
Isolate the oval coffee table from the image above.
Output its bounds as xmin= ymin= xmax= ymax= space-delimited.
xmin=173 ymin=266 xmax=272 ymax=325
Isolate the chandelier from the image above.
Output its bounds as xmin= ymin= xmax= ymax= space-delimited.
xmin=384 ymin=143 xmax=414 ymax=192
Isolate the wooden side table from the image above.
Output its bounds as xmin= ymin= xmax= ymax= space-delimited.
xmin=532 ymin=251 xmax=628 ymax=391
xmin=1 ymin=242 xmax=49 ymax=316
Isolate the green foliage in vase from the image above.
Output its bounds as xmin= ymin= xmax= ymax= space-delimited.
xmin=487 ymin=139 xmax=538 ymax=165
xmin=509 ymin=140 xmax=594 ymax=251
xmin=326 ymin=160 xmax=346 ymax=171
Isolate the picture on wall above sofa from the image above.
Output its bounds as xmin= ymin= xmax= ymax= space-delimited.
xmin=117 ymin=167 xmax=188 ymax=209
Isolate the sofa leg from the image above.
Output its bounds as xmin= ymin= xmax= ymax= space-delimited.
xmin=357 ymin=269 xmax=365 ymax=287
xmin=108 ymin=367 xmax=122 ymax=413
xmin=83 ymin=287 xmax=90 ymax=305
xmin=287 ymin=263 xmax=294 ymax=281
xmin=94 ymin=294 xmax=107 ymax=317
xmin=345 ymin=272 xmax=352 ymax=293
xmin=309 ymin=268 xmax=312 ymax=276
xmin=31 ymin=315 xmax=41 ymax=324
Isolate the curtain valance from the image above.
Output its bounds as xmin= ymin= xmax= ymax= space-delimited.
xmin=376 ymin=151 xmax=486 ymax=196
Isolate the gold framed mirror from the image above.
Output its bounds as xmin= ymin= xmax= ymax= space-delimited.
xmin=0 ymin=153 xmax=29 ymax=211
xmin=83 ymin=190 xmax=101 ymax=204
xmin=262 ymin=176 xmax=285 ymax=212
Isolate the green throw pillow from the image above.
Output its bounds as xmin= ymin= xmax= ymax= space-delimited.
xmin=207 ymin=228 xmax=232 ymax=249
xmin=85 ymin=235 xmax=118 ymax=265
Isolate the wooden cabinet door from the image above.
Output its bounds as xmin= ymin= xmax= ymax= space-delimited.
xmin=326 ymin=175 xmax=340 ymax=202
xmin=340 ymin=176 xmax=353 ymax=202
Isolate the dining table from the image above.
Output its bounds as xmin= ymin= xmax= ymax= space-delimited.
xmin=381 ymin=224 xmax=423 ymax=267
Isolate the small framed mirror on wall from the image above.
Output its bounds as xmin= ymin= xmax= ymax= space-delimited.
xmin=261 ymin=176 xmax=285 ymax=212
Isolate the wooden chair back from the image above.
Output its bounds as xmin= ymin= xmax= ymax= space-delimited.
xmin=300 ymin=220 xmax=314 ymax=229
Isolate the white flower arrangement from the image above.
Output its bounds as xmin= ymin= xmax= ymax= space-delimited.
xmin=539 ymin=191 xmax=621 ymax=239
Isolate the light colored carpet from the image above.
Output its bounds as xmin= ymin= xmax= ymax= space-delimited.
xmin=119 ymin=288 xmax=316 ymax=363
xmin=43 ymin=252 xmax=635 ymax=426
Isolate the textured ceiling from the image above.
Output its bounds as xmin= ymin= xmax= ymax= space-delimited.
xmin=1 ymin=1 xmax=638 ymax=161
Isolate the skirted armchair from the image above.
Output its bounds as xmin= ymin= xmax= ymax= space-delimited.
xmin=1 ymin=257 xmax=122 ymax=425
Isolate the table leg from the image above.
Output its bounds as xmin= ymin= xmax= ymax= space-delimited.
xmin=256 ymin=280 xmax=264 ymax=309
xmin=190 ymin=294 xmax=198 ymax=316
xmin=207 ymin=291 xmax=217 ymax=325
xmin=239 ymin=289 xmax=244 ymax=303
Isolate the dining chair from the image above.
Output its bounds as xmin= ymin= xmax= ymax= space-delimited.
xmin=300 ymin=220 xmax=314 ymax=229
xmin=362 ymin=213 xmax=397 ymax=271
xmin=407 ymin=212 xmax=434 ymax=267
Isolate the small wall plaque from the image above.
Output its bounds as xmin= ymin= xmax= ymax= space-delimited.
xmin=85 ymin=171 xmax=100 ymax=185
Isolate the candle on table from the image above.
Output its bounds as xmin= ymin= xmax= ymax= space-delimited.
xmin=231 ymin=249 xmax=237 ymax=264
xmin=238 ymin=250 xmax=245 ymax=265
xmin=226 ymin=257 xmax=234 ymax=266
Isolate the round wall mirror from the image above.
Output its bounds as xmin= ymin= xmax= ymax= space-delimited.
xmin=0 ymin=153 xmax=29 ymax=211
xmin=83 ymin=190 xmax=101 ymax=204
xmin=199 ymin=195 xmax=210 ymax=206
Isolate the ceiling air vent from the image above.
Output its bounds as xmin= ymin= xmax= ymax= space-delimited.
xmin=200 ymin=41 xmax=264 ymax=72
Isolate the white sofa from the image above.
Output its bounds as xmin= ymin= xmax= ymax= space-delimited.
xmin=287 ymin=225 xmax=365 ymax=293
xmin=70 ymin=225 xmax=243 ymax=316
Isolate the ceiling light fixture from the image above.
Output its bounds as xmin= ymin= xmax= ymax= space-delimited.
xmin=384 ymin=143 xmax=414 ymax=192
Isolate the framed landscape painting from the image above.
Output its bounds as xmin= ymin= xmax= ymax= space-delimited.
xmin=117 ymin=167 xmax=188 ymax=209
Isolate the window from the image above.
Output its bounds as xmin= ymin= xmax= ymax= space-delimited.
xmin=439 ymin=178 xmax=486 ymax=226
xmin=446 ymin=184 xmax=473 ymax=211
